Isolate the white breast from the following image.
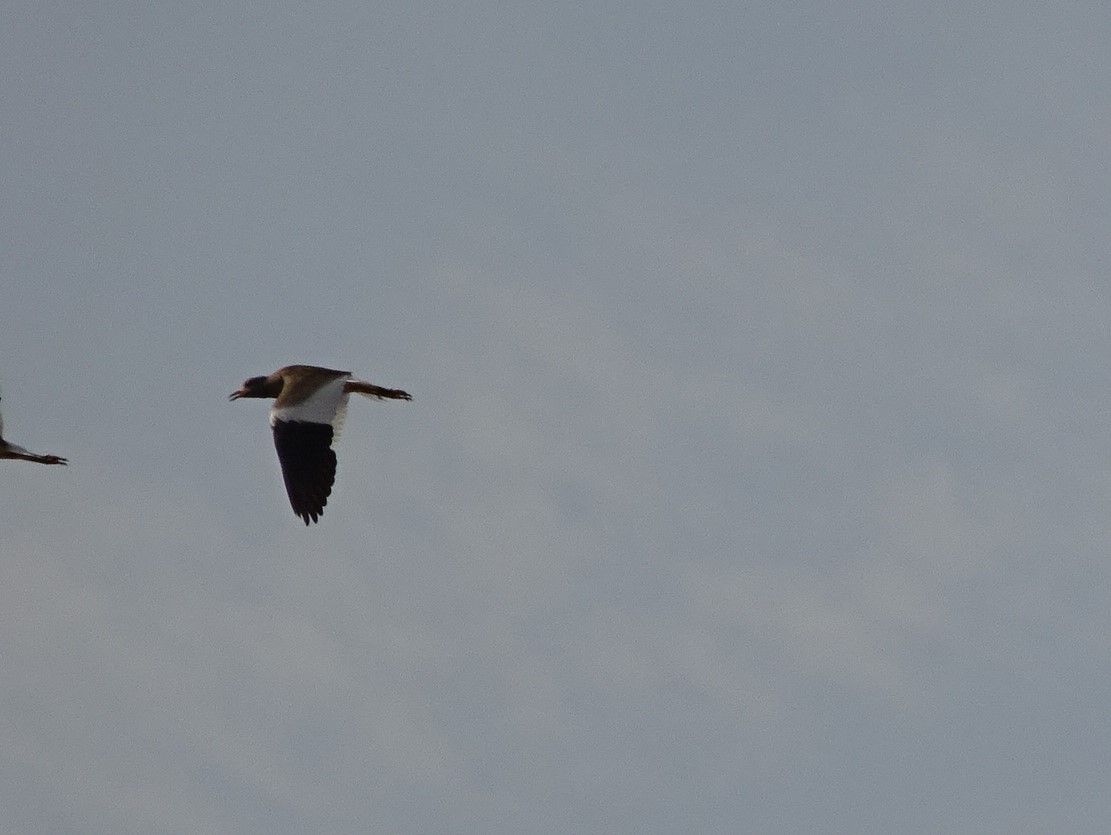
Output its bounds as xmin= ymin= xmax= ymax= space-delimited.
xmin=269 ymin=376 xmax=350 ymax=427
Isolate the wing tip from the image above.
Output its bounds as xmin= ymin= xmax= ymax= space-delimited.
xmin=295 ymin=505 xmax=324 ymax=525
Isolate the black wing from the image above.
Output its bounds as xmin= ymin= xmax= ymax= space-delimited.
xmin=271 ymin=420 xmax=337 ymax=525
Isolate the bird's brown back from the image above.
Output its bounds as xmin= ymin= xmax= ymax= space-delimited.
xmin=273 ymin=366 xmax=350 ymax=407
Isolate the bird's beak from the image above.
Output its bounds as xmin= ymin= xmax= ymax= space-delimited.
xmin=229 ymin=389 xmax=245 ymax=401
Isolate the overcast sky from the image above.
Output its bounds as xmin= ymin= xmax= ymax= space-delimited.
xmin=2 ymin=1 xmax=1110 ymax=831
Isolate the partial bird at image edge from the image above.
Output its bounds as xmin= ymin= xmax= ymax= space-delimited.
xmin=0 ymin=393 xmax=68 ymax=465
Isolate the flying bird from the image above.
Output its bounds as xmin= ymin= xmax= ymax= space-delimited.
xmin=0 ymin=394 xmax=68 ymax=465
xmin=230 ymin=365 xmax=411 ymax=524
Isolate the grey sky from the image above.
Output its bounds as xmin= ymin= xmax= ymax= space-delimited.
xmin=2 ymin=1 xmax=1110 ymax=831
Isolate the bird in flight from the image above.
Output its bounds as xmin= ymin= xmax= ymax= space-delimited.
xmin=230 ymin=365 xmax=411 ymax=524
xmin=0 ymin=393 xmax=68 ymax=465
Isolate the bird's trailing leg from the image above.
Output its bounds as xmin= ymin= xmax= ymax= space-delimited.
xmin=5 ymin=448 xmax=67 ymax=465
xmin=344 ymin=380 xmax=413 ymax=401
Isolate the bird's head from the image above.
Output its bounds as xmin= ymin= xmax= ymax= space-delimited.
xmin=229 ymin=375 xmax=274 ymax=401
